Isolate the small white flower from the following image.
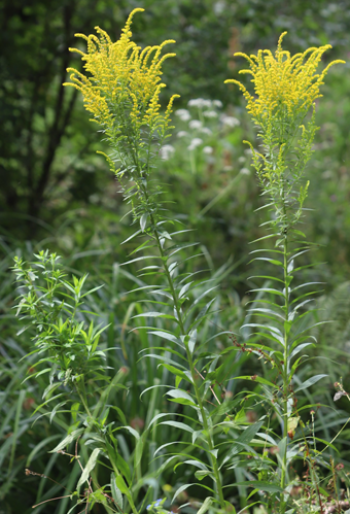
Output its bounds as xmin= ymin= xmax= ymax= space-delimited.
xmin=244 ymin=148 xmax=253 ymax=156
xmin=175 ymin=108 xmax=191 ymax=121
xmin=203 ymin=146 xmax=213 ymax=155
xmin=159 ymin=144 xmax=175 ymax=161
xmin=177 ymin=130 xmax=189 ymax=138
xmin=200 ymin=127 xmax=212 ymax=135
xmin=221 ymin=114 xmax=240 ymax=127
xmin=203 ymin=110 xmax=218 ymax=118
xmin=238 ymin=156 xmax=246 ymax=163
xmin=188 ymin=98 xmax=212 ymax=109
xmin=214 ymin=1 xmax=226 ymax=15
xmin=188 ymin=138 xmax=203 ymax=151
xmin=189 ymin=119 xmax=203 ymax=130
xmin=213 ymin=100 xmax=223 ymax=108
xmin=240 ymin=167 xmax=250 ymax=175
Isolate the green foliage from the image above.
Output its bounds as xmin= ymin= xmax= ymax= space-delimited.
xmin=1 ymin=4 xmax=350 ymax=514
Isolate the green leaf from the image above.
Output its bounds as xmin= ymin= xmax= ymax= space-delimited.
xmin=249 ymin=287 xmax=284 ymax=297
xmin=115 ymin=475 xmax=129 ymax=495
xmin=228 ymin=421 xmax=264 ymax=457
xmin=77 ymin=448 xmax=101 ymax=489
xmin=238 ymin=421 xmax=264 ymax=444
xmin=179 ymin=281 xmax=193 ymax=299
xmin=132 ymin=311 xmax=177 ymax=321
xmin=161 ymin=364 xmax=193 ymax=384
xmin=248 ymin=275 xmax=284 ymax=284
xmin=167 ymin=388 xmax=197 ymax=407
xmin=148 ymin=330 xmax=180 ymax=345
xmin=247 ymin=307 xmax=284 ymax=320
xmin=250 ymin=234 xmax=277 ymax=243
xmin=49 ymin=429 xmax=84 ymax=453
xmin=140 ymin=213 xmax=148 ymax=232
xmin=172 ymin=483 xmax=196 ymax=503
xmin=121 ymin=255 xmax=162 ymax=266
xmin=160 ymin=421 xmax=194 ymax=433
xmin=23 ymin=367 xmax=52 ymax=383
xmin=111 ymin=473 xmax=123 ymax=509
xmin=195 ymin=470 xmax=212 ymax=481
xmin=109 ymin=406 xmax=127 ymax=426
xmin=251 ymin=257 xmax=283 ymax=266
xmin=197 ymin=497 xmax=213 ymax=514
xmin=121 ymin=229 xmax=142 ymax=245
xmin=289 ymin=343 xmax=314 ymax=359
xmin=235 ymin=376 xmax=279 ymax=389
xmin=134 ymin=436 xmax=144 ymax=468
xmin=118 ymin=425 xmax=140 ymax=441
xmin=295 ymin=374 xmax=328 ymax=392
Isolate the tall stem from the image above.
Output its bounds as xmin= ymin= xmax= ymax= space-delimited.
xmin=142 ymin=189 xmax=225 ymax=510
xmin=132 ymin=138 xmax=225 ymax=508
xmin=156 ymin=220 xmax=225 ymax=509
xmin=280 ymin=235 xmax=289 ymax=511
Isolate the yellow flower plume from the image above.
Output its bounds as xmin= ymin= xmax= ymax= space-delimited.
xmin=63 ymin=8 xmax=179 ymax=138
xmin=226 ymin=34 xmax=345 ymax=225
xmin=225 ymin=32 xmax=345 ymax=130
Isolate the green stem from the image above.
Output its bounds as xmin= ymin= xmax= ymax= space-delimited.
xmin=135 ymin=149 xmax=225 ymax=509
xmin=146 ymin=203 xmax=226 ymax=510
xmin=75 ymin=382 xmax=92 ymax=418
xmin=280 ymin=235 xmax=289 ymax=512
xmin=126 ymin=494 xmax=139 ymax=514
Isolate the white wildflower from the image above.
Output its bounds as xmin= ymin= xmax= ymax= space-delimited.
xmin=177 ymin=130 xmax=189 ymax=138
xmin=188 ymin=138 xmax=203 ymax=151
xmin=200 ymin=127 xmax=212 ymax=135
xmin=240 ymin=167 xmax=251 ymax=175
xmin=175 ymin=108 xmax=191 ymax=121
xmin=188 ymin=98 xmax=212 ymax=109
xmin=159 ymin=144 xmax=175 ymax=161
xmin=221 ymin=114 xmax=240 ymax=127
xmin=189 ymin=119 xmax=203 ymax=130
xmin=238 ymin=156 xmax=246 ymax=163
xmin=213 ymin=99 xmax=223 ymax=108
xmin=214 ymin=1 xmax=226 ymax=15
xmin=203 ymin=110 xmax=218 ymax=118
xmin=203 ymin=146 xmax=213 ymax=155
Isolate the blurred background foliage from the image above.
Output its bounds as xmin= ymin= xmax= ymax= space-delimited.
xmin=1 ymin=0 xmax=350 ymax=512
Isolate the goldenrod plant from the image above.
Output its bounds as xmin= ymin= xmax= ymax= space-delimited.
xmin=62 ymin=9 xmax=260 ymax=514
xmin=12 ymin=10 xmax=347 ymax=514
xmin=64 ymin=7 xmax=179 ymax=222
xmin=13 ymin=9 xmax=246 ymax=514
xmin=226 ymin=34 xmax=344 ymax=512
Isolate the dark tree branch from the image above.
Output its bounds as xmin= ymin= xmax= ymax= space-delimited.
xmin=30 ymin=2 xmax=77 ymax=218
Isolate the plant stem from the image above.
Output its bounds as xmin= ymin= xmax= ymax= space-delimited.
xmin=146 ymin=206 xmax=226 ymax=510
xmin=280 ymin=235 xmax=289 ymax=512
xmin=75 ymin=382 xmax=92 ymax=418
xmin=136 ymin=150 xmax=225 ymax=509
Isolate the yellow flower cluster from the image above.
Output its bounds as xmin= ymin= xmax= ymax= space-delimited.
xmin=64 ymin=8 xmax=179 ymax=137
xmin=225 ymin=33 xmax=344 ymax=129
